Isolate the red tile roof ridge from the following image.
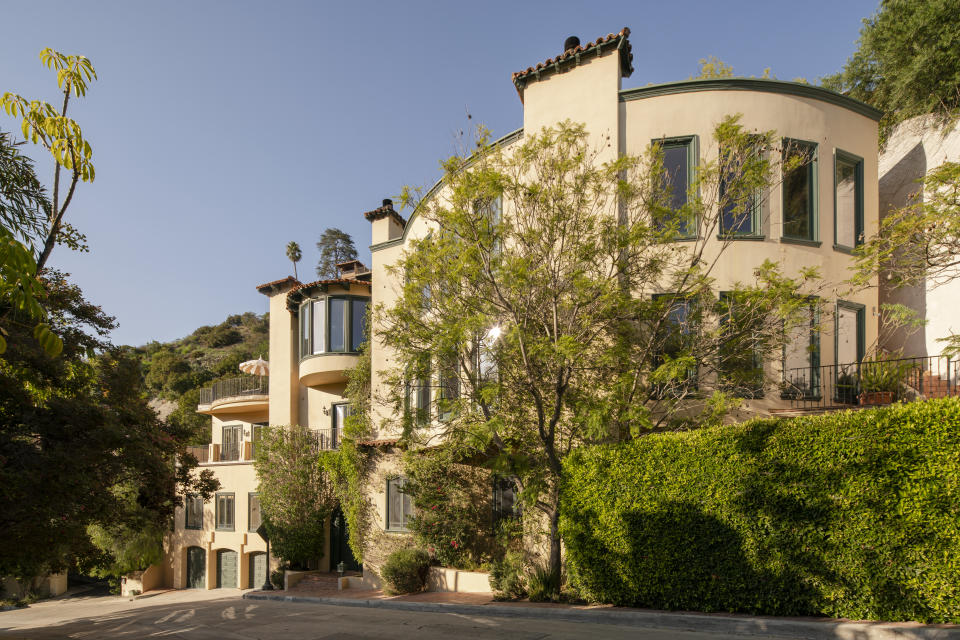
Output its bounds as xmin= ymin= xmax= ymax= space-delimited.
xmin=289 ymin=278 xmax=373 ymax=295
xmin=256 ymin=275 xmax=300 ymax=292
xmin=511 ymin=28 xmax=633 ymax=94
xmin=363 ymin=203 xmax=407 ymax=228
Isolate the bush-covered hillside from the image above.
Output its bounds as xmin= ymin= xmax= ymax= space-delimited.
xmin=131 ymin=311 xmax=269 ymax=444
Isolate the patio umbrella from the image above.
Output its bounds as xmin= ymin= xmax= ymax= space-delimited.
xmin=239 ymin=356 xmax=269 ymax=376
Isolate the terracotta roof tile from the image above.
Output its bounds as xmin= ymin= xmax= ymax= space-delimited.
xmin=511 ymin=28 xmax=634 ymax=99
xmin=256 ymin=275 xmax=300 ymax=293
xmin=289 ymin=278 xmax=372 ymax=295
xmin=363 ymin=203 xmax=407 ymax=228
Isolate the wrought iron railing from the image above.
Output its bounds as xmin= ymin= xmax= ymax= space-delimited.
xmin=784 ymin=354 xmax=957 ymax=411
xmin=310 ymin=427 xmax=340 ymax=451
xmin=199 ymin=376 xmax=269 ymax=405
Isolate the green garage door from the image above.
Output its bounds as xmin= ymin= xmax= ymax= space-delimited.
xmin=186 ymin=546 xmax=206 ymax=589
xmin=248 ymin=552 xmax=267 ymax=589
xmin=217 ymin=550 xmax=238 ymax=588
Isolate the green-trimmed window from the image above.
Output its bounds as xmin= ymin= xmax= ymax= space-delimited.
xmin=386 ymin=477 xmax=414 ymax=532
xmin=719 ymin=144 xmax=761 ymax=236
xmin=782 ymin=139 xmax=818 ymax=241
xmin=248 ymin=493 xmax=262 ymax=532
xmin=717 ymin=292 xmax=764 ymax=397
xmin=251 ymin=423 xmax=266 ymax=459
xmin=185 ymin=496 xmax=203 ymax=530
xmin=652 ymin=293 xmax=698 ymax=392
xmin=654 ymin=136 xmax=697 ymax=238
xmin=215 ymin=493 xmax=235 ymax=531
xmin=782 ymin=299 xmax=821 ymax=398
xmin=834 ymin=151 xmax=864 ymax=250
xmin=299 ymin=296 xmax=369 ymax=358
xmin=835 ymin=301 xmax=865 ymax=366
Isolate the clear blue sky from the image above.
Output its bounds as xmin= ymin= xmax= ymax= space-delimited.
xmin=1 ymin=0 xmax=878 ymax=347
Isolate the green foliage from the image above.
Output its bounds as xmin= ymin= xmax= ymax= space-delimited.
xmin=316 ymin=228 xmax=357 ymax=279
xmin=403 ymin=445 xmax=493 ymax=569
xmin=286 ymin=241 xmax=302 ymax=280
xmin=858 ymin=353 xmax=912 ymax=394
xmin=561 ymin=399 xmax=960 ymax=622
xmin=527 ymin=563 xmax=562 ymax=603
xmin=822 ymin=0 xmax=960 ymax=136
xmin=692 ymin=56 xmax=734 ymax=80
xmin=322 ymin=320 xmax=376 ymax=562
xmin=383 ymin=118 xmax=818 ymax=595
xmin=0 ymin=273 xmax=218 ymax=583
xmin=380 ymin=548 xmax=430 ymax=595
xmin=489 ymin=550 xmax=527 ymax=601
xmin=254 ymin=423 xmax=336 ymax=568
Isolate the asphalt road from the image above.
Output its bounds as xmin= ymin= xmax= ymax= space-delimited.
xmin=0 ymin=589 xmax=791 ymax=639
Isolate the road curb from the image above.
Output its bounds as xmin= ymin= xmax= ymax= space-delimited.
xmin=242 ymin=591 xmax=960 ymax=640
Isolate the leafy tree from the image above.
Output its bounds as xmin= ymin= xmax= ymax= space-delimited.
xmin=0 ymin=130 xmax=61 ymax=357
xmin=381 ymin=119 xmax=818 ymax=593
xmin=254 ymin=424 xmax=337 ymax=568
xmin=316 ymin=228 xmax=357 ymax=278
xmin=2 ymin=48 xmax=97 ymax=272
xmin=692 ymin=56 xmax=734 ymax=79
xmin=286 ymin=241 xmax=302 ymax=280
xmin=853 ymin=161 xmax=960 ymax=355
xmin=0 ymin=272 xmax=218 ymax=584
xmin=822 ymin=0 xmax=960 ymax=134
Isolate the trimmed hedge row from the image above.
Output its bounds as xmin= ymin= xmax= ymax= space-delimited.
xmin=560 ymin=398 xmax=960 ymax=623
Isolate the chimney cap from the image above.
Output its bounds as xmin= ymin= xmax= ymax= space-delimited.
xmin=563 ymin=36 xmax=580 ymax=51
xmin=382 ymin=198 xmax=393 ymax=208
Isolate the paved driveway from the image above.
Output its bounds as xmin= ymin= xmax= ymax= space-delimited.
xmin=0 ymin=589 xmax=788 ymax=639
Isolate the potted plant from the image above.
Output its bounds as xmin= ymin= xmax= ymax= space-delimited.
xmin=835 ymin=370 xmax=859 ymax=404
xmin=858 ymin=354 xmax=909 ymax=405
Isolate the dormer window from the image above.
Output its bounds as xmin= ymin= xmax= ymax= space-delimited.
xmin=299 ymin=296 xmax=368 ymax=359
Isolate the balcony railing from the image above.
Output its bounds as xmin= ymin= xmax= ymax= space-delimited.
xmin=784 ymin=354 xmax=958 ymax=412
xmin=199 ymin=376 xmax=269 ymax=405
xmin=310 ymin=427 xmax=340 ymax=451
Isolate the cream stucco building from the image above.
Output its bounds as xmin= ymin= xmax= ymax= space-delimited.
xmin=158 ymin=28 xmax=904 ymax=590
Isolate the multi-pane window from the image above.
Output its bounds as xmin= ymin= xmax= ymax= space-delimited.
xmin=406 ymin=356 xmax=431 ymax=426
xmin=215 ymin=493 xmax=235 ymax=531
xmin=386 ymin=477 xmax=414 ymax=532
xmin=251 ymin=423 xmax=266 ymax=459
xmin=221 ymin=425 xmax=241 ymax=461
xmin=248 ymin=493 xmax=262 ymax=532
xmin=717 ymin=292 xmax=764 ymax=397
xmin=185 ymin=496 xmax=203 ymax=530
xmin=782 ymin=139 xmax=818 ymax=241
xmin=492 ymin=477 xmax=519 ymax=526
xmin=299 ymin=296 xmax=369 ymax=358
xmin=332 ymin=403 xmax=351 ymax=448
xmin=438 ymin=357 xmax=460 ymax=422
xmin=782 ymin=300 xmax=821 ymax=398
xmin=834 ymin=151 xmax=863 ymax=249
xmin=652 ymin=294 xmax=698 ymax=392
xmin=655 ymin=137 xmax=696 ymax=238
xmin=719 ymin=143 xmax=761 ymax=236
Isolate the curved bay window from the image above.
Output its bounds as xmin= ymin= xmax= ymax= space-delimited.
xmin=299 ymin=296 xmax=369 ymax=359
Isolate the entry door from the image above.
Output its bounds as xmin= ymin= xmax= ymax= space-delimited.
xmin=186 ymin=547 xmax=206 ymax=589
xmin=217 ymin=550 xmax=238 ymax=588
xmin=248 ymin=552 xmax=267 ymax=589
xmin=330 ymin=508 xmax=361 ymax=572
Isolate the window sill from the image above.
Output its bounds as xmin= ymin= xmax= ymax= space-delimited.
xmin=384 ymin=528 xmax=411 ymax=534
xmin=717 ymin=234 xmax=765 ymax=241
xmin=780 ymin=237 xmax=822 ymax=248
xmin=299 ymin=351 xmax=360 ymax=363
xmin=185 ymin=525 xmax=202 ymax=531
xmin=215 ymin=527 xmax=235 ymax=532
xmin=832 ymin=244 xmax=858 ymax=255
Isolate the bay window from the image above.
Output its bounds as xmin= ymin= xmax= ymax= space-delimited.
xmin=299 ymin=296 xmax=369 ymax=358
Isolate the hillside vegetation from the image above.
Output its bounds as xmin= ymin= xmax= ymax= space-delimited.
xmin=132 ymin=311 xmax=269 ymax=444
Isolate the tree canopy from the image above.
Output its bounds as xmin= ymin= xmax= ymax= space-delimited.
xmin=823 ymin=0 xmax=960 ymax=133
xmin=316 ymin=228 xmax=357 ymax=278
xmin=381 ymin=119 xmax=819 ymax=591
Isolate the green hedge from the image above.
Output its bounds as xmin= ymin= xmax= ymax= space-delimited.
xmin=560 ymin=399 xmax=960 ymax=623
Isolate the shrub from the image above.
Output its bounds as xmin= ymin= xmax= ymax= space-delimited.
xmin=380 ymin=548 xmax=430 ymax=595
xmin=270 ymin=567 xmax=286 ymax=590
xmin=561 ymin=398 xmax=960 ymax=623
xmin=489 ymin=550 xmax=526 ymax=601
xmin=526 ymin=563 xmax=561 ymax=603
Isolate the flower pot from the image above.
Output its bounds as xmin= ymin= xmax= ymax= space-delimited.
xmin=859 ymin=391 xmax=895 ymax=405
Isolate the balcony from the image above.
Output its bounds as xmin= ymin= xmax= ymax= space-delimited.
xmin=784 ymin=353 xmax=958 ymax=413
xmin=299 ymin=354 xmax=359 ymax=387
xmin=309 ymin=427 xmax=340 ymax=451
xmin=197 ymin=376 xmax=269 ymax=415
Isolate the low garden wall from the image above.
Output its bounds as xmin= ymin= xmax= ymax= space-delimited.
xmin=561 ymin=398 xmax=960 ymax=623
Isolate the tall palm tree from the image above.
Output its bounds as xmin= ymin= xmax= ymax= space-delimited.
xmin=285 ymin=241 xmax=302 ymax=280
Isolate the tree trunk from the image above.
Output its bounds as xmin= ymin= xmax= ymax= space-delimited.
xmin=548 ymin=502 xmax=562 ymax=594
